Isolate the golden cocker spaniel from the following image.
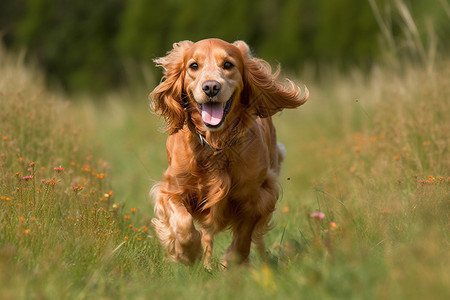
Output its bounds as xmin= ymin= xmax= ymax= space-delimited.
xmin=149 ymin=38 xmax=308 ymax=268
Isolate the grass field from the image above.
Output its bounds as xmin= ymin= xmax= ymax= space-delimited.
xmin=1 ymin=33 xmax=449 ymax=299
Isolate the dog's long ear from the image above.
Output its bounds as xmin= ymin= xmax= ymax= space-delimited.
xmin=149 ymin=41 xmax=193 ymax=134
xmin=234 ymin=40 xmax=308 ymax=117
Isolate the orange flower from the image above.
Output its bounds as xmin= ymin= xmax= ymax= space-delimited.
xmin=394 ymin=155 xmax=400 ymax=160
xmin=23 ymin=229 xmax=30 ymax=234
xmin=283 ymin=206 xmax=290 ymax=213
xmin=2 ymin=136 xmax=7 ymax=140
xmin=97 ymin=173 xmax=104 ymax=179
xmin=125 ymin=215 xmax=130 ymax=219
xmin=131 ymin=208 xmax=136 ymax=212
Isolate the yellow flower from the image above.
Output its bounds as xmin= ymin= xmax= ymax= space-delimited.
xmin=251 ymin=265 xmax=277 ymax=292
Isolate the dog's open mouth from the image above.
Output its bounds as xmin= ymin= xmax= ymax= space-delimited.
xmin=199 ymin=97 xmax=233 ymax=128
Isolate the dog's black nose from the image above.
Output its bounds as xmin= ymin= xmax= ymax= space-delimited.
xmin=202 ymin=81 xmax=221 ymax=97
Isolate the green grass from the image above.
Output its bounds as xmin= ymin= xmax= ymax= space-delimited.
xmin=1 ymin=40 xmax=449 ymax=299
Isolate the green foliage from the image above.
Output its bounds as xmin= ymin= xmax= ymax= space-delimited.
xmin=1 ymin=0 xmax=449 ymax=92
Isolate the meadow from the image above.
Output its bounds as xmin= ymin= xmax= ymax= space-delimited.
xmin=1 ymin=35 xmax=449 ymax=300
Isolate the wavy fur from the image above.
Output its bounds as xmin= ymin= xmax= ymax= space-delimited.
xmin=149 ymin=38 xmax=308 ymax=268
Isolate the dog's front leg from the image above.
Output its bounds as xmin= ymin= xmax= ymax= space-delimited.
xmin=152 ymin=191 xmax=202 ymax=265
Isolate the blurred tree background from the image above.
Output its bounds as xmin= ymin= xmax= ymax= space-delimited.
xmin=0 ymin=0 xmax=448 ymax=93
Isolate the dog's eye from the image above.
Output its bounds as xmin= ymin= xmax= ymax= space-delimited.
xmin=189 ymin=62 xmax=199 ymax=70
xmin=223 ymin=61 xmax=234 ymax=70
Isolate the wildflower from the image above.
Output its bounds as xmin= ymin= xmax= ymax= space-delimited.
xmin=124 ymin=237 xmax=129 ymax=241
xmin=394 ymin=155 xmax=400 ymax=160
xmin=251 ymin=265 xmax=277 ymax=292
xmin=370 ymin=137 xmax=377 ymax=143
xmin=54 ymin=165 xmax=64 ymax=172
xmin=2 ymin=136 xmax=7 ymax=140
xmin=423 ymin=141 xmax=431 ymax=146
xmin=48 ymin=179 xmax=58 ymax=185
xmin=310 ymin=212 xmax=325 ymax=219
xmin=329 ymin=222 xmax=338 ymax=229
xmin=104 ymin=193 xmax=110 ymax=198
xmin=349 ymin=167 xmax=356 ymax=173
xmin=112 ymin=204 xmax=119 ymax=209
xmin=1 ymin=196 xmax=5 ymax=200
xmin=142 ymin=226 xmax=148 ymax=232
xmin=283 ymin=206 xmax=290 ymax=213
xmin=137 ymin=238 xmax=142 ymax=241
xmin=23 ymin=229 xmax=30 ymax=234
xmin=125 ymin=215 xmax=130 ymax=220
xmin=380 ymin=209 xmax=390 ymax=214
xmin=22 ymin=175 xmax=33 ymax=180
xmin=72 ymin=185 xmax=83 ymax=192
xmin=354 ymin=146 xmax=361 ymax=152
xmin=131 ymin=208 xmax=136 ymax=212
xmin=29 ymin=162 xmax=35 ymax=167
xmin=97 ymin=173 xmax=104 ymax=179
xmin=19 ymin=217 xmax=25 ymax=222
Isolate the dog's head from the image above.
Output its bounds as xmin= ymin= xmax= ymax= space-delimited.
xmin=150 ymin=38 xmax=308 ymax=135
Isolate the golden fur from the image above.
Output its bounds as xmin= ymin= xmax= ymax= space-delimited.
xmin=149 ymin=38 xmax=308 ymax=268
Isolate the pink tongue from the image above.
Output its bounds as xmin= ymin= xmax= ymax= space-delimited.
xmin=201 ymin=102 xmax=224 ymax=126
